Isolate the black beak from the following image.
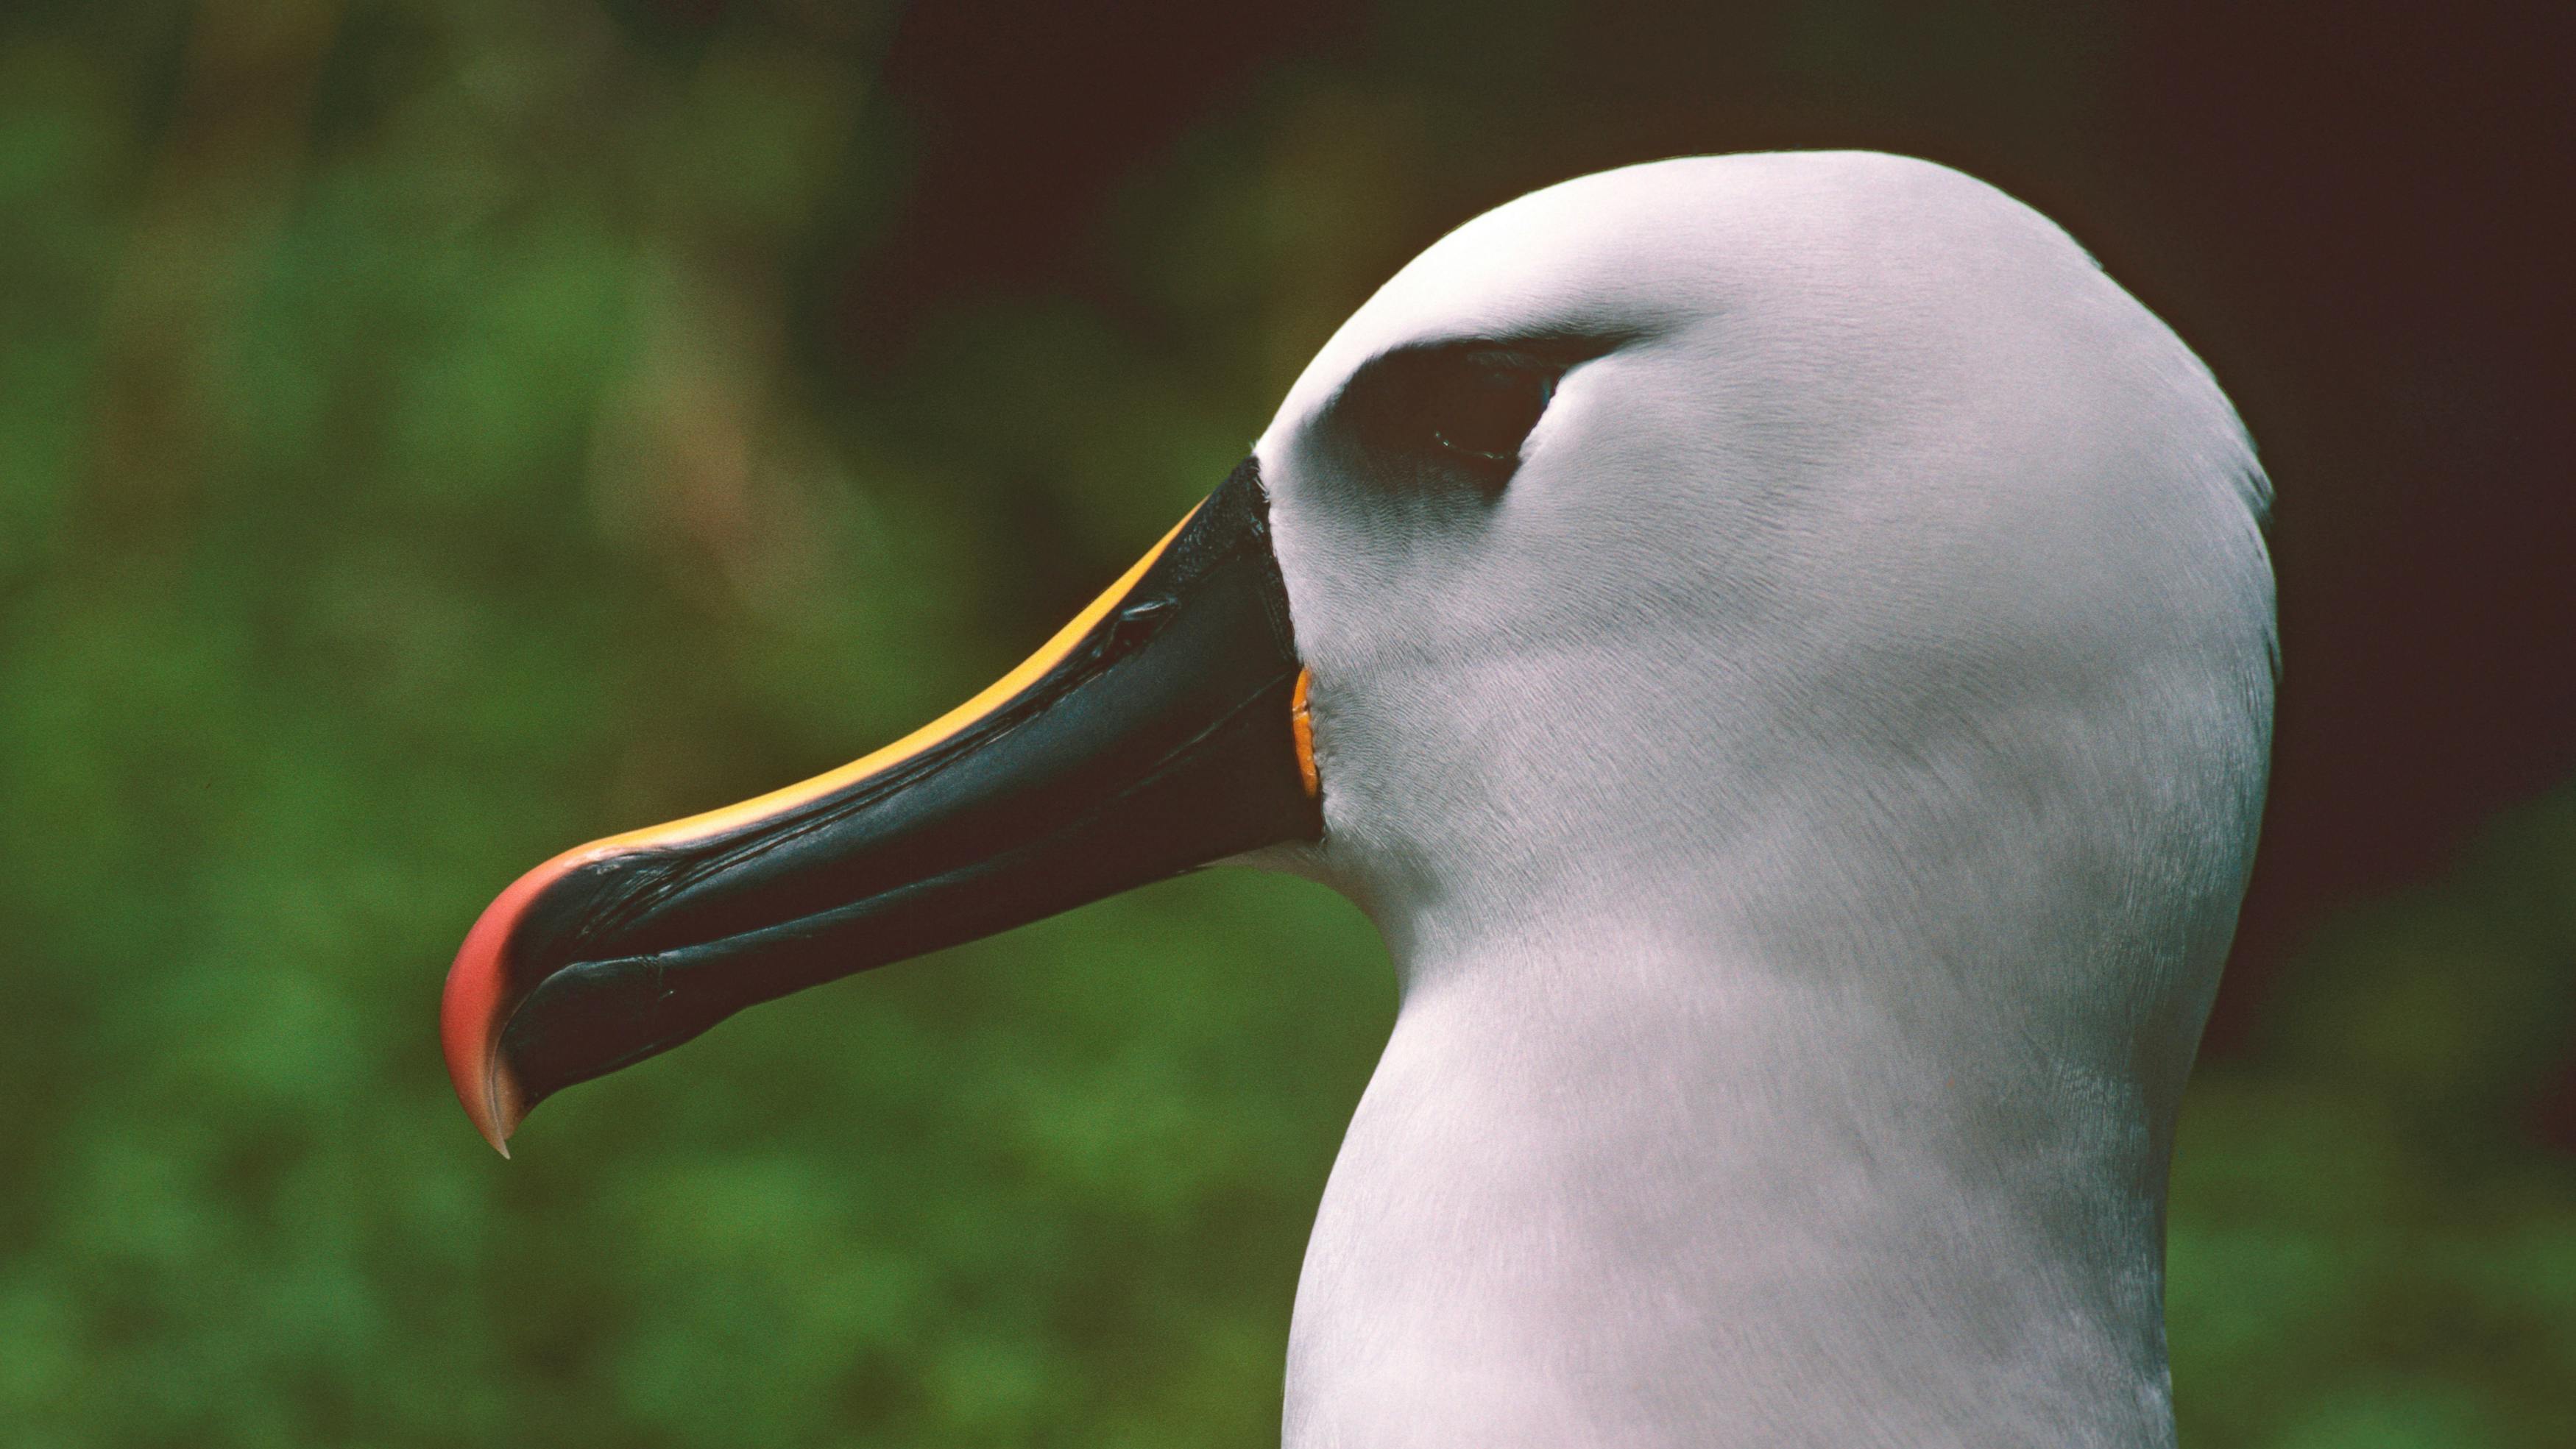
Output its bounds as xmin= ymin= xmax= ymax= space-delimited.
xmin=441 ymin=458 xmax=1319 ymax=1152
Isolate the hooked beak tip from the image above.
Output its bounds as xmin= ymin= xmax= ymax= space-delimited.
xmin=442 ymin=848 xmax=581 ymax=1159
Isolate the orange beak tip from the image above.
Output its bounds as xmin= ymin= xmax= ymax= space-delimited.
xmin=442 ymin=848 xmax=581 ymax=1158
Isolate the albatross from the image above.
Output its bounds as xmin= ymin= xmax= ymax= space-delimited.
xmin=441 ymin=151 xmax=2274 ymax=1446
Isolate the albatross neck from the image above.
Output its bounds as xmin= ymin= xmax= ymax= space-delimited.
xmin=1283 ymin=902 xmax=2183 ymax=1448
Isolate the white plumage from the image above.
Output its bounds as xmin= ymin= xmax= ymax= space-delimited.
xmin=1245 ymin=152 xmax=2273 ymax=1446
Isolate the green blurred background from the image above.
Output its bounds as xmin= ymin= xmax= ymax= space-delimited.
xmin=1 ymin=1 xmax=2569 ymax=1444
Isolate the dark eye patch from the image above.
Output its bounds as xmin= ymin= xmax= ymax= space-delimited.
xmin=1337 ymin=340 xmax=1584 ymax=489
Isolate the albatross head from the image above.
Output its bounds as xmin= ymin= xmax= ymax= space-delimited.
xmin=1262 ymin=152 xmax=2271 ymax=979
xmin=443 ymin=152 xmax=2272 ymax=1445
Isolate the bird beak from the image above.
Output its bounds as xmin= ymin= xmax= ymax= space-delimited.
xmin=439 ymin=458 xmax=1319 ymax=1154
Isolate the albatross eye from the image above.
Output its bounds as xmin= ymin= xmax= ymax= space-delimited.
xmin=1337 ymin=340 xmax=1582 ymax=492
xmin=1425 ymin=357 xmax=1555 ymax=467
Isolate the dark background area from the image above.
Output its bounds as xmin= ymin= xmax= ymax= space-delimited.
xmin=1 ymin=1 xmax=2569 ymax=1444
